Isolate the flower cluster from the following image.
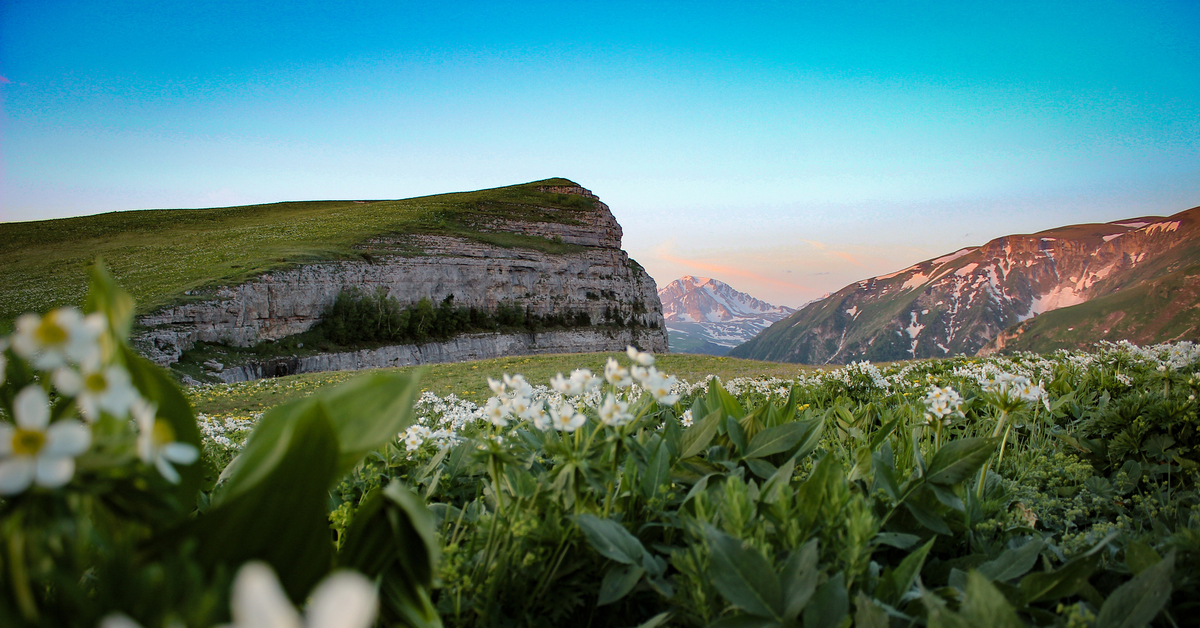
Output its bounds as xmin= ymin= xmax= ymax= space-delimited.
xmin=922 ymin=385 xmax=963 ymax=425
xmin=981 ymin=372 xmax=1046 ymax=404
xmin=1 ymin=307 xmax=198 ymax=495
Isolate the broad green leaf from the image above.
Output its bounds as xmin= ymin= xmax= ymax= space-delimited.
xmin=905 ymin=500 xmax=952 ymax=535
xmin=182 ymin=403 xmax=338 ymax=602
xmin=85 ymin=262 xmax=135 ymax=341
xmin=802 ymin=571 xmax=847 ymax=628
xmin=978 ymin=539 xmax=1044 ymax=582
xmin=726 ymin=416 xmax=748 ymax=455
xmin=876 ymin=537 xmax=935 ymax=605
xmin=921 ymin=587 xmax=972 ymax=628
xmin=872 ymin=452 xmax=900 ymax=500
xmin=746 ymin=458 xmax=778 ymax=480
xmin=1124 ymin=541 xmax=1162 ymax=575
xmin=679 ymin=409 xmax=724 ymax=460
xmin=707 ymin=380 xmax=745 ymax=420
xmin=575 ymin=514 xmax=645 ymax=565
xmin=598 ymin=563 xmax=645 ymax=605
xmin=706 ymin=525 xmax=784 ymax=620
xmin=708 ymin=616 xmax=783 ymax=628
xmin=854 ymin=592 xmax=889 ymax=628
xmin=1018 ymin=553 xmax=1101 ymax=604
xmin=316 ymin=371 xmax=422 ymax=475
xmin=960 ymin=571 xmax=1024 ymax=628
xmin=742 ymin=422 xmax=808 ymax=459
xmin=926 ymin=437 xmax=998 ymax=486
xmin=780 ymin=538 xmax=819 ymax=620
xmin=929 ymin=483 xmax=964 ymax=512
xmin=791 ymin=418 xmax=825 ymax=461
xmin=759 ymin=456 xmax=796 ymax=505
xmin=641 ymin=441 xmax=671 ymax=500
xmin=1095 ymin=551 xmax=1175 ymax=628
xmin=873 ymin=532 xmax=920 ymax=550
xmin=635 ymin=611 xmax=673 ymax=628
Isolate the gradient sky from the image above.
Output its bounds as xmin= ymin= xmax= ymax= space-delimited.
xmin=3 ymin=1 xmax=1199 ymax=307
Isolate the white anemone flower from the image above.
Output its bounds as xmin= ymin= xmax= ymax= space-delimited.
xmin=508 ymin=395 xmax=533 ymax=418
xmin=569 ymin=369 xmax=601 ymax=393
xmin=133 ymin=399 xmax=199 ymax=484
xmin=680 ymin=409 xmax=694 ymax=428
xmin=219 ymin=561 xmax=378 ymax=628
xmin=604 ymin=357 xmax=632 ymax=388
xmin=487 ymin=377 xmax=506 ymax=396
xmin=54 ymin=362 xmax=139 ymax=422
xmin=626 ymin=345 xmax=655 ymax=366
xmin=597 ymin=394 xmax=633 ymax=427
xmin=0 ymin=386 xmax=91 ymax=495
xmin=644 ymin=371 xmax=680 ymax=405
xmin=502 ymin=373 xmax=528 ymax=390
xmin=526 ymin=401 xmax=552 ymax=431
xmin=482 ymin=398 xmax=510 ymax=427
xmin=550 ymin=401 xmax=586 ymax=432
xmin=11 ymin=308 xmax=105 ymax=370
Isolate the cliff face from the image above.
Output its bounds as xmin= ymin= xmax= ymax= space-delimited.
xmin=135 ymin=186 xmax=667 ymax=370
xmin=731 ymin=207 xmax=1200 ymax=364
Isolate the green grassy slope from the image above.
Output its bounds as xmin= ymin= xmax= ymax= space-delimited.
xmin=0 ymin=178 xmax=592 ymax=331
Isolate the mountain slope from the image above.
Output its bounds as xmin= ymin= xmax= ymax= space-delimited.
xmin=659 ymin=276 xmax=794 ymax=355
xmin=730 ymin=207 xmax=1200 ymax=363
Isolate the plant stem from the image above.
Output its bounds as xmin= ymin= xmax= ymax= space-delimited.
xmin=976 ymin=409 xmax=1009 ymax=499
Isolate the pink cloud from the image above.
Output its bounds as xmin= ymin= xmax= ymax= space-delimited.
xmin=0 ymin=75 xmax=10 ymax=84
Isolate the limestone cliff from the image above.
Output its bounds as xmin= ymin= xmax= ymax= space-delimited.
xmin=134 ymin=185 xmax=667 ymax=375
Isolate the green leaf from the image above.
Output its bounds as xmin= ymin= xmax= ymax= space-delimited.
xmin=706 ymin=525 xmax=784 ymax=620
xmin=641 ymin=441 xmax=671 ymax=500
xmin=1095 ymin=551 xmax=1175 ymax=628
xmin=876 ymin=537 xmax=936 ymax=605
xmin=802 ymin=571 xmax=848 ymax=628
xmin=315 ymin=371 xmax=422 ymax=476
xmin=679 ymin=409 xmax=724 ymax=460
xmin=780 ymin=538 xmax=819 ymax=620
xmin=183 ymin=403 xmax=339 ymax=602
xmin=873 ymin=532 xmax=920 ymax=550
xmin=926 ymin=437 xmax=998 ymax=486
xmin=575 ymin=514 xmax=646 ymax=565
xmin=960 ymin=571 xmax=1024 ymax=628
xmin=745 ymin=458 xmax=778 ymax=480
xmin=1124 ymin=541 xmax=1162 ymax=576
xmin=708 ymin=617 xmax=783 ymax=628
xmin=759 ymin=456 xmax=796 ymax=505
xmin=85 ymin=261 xmax=135 ymax=341
xmin=905 ymin=500 xmax=952 ymax=535
xmin=598 ymin=563 xmax=645 ymax=606
xmin=1018 ymin=553 xmax=1101 ymax=604
xmin=707 ymin=380 xmax=745 ymax=420
xmin=635 ymin=611 xmax=673 ymax=628
xmin=854 ymin=592 xmax=889 ymax=628
xmin=742 ymin=422 xmax=809 ymax=459
xmin=726 ymin=416 xmax=748 ymax=455
xmin=791 ymin=418 xmax=825 ymax=461
xmin=978 ymin=539 xmax=1044 ymax=582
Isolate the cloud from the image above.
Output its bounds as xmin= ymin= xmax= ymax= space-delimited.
xmin=0 ymin=75 xmax=10 ymax=84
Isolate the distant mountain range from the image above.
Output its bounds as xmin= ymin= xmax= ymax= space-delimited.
xmin=729 ymin=206 xmax=1200 ymax=364
xmin=658 ymin=276 xmax=794 ymax=355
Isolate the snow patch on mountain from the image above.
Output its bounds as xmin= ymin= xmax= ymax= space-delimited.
xmin=658 ymin=276 xmax=795 ymax=354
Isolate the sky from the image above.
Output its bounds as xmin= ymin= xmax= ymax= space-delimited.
xmin=3 ymin=0 xmax=1199 ymax=307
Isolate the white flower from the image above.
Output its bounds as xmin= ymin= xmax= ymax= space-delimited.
xmin=550 ymin=401 xmax=586 ymax=432
xmin=487 ymin=377 xmax=506 ymax=396
xmin=0 ymin=339 xmax=7 ymax=385
xmin=680 ymin=409 xmax=694 ymax=428
xmin=626 ymin=345 xmax=655 ymax=366
xmin=502 ymin=373 xmax=528 ymax=391
xmin=604 ymin=357 xmax=632 ymax=388
xmin=923 ymin=386 xmax=962 ymax=420
xmin=221 ymin=561 xmax=378 ymax=628
xmin=0 ymin=385 xmax=91 ymax=495
xmin=11 ymin=308 xmax=105 ymax=370
xmin=133 ymin=399 xmax=199 ymax=483
xmin=644 ymin=370 xmax=680 ymax=405
xmin=631 ymin=365 xmax=651 ymax=385
xmin=597 ymin=394 xmax=633 ymax=427
xmin=526 ymin=401 xmax=552 ymax=431
xmin=54 ymin=362 xmax=139 ymax=422
xmin=508 ymin=395 xmax=533 ymax=418
xmin=482 ymin=397 xmax=510 ymax=427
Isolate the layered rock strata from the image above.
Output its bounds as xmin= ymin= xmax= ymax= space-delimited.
xmin=135 ymin=188 xmax=667 ymax=370
xmin=216 ymin=328 xmax=652 ymax=383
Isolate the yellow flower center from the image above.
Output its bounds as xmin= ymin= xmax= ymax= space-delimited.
xmin=85 ymin=371 xmax=109 ymax=393
xmin=35 ymin=315 xmax=68 ymax=346
xmin=152 ymin=420 xmax=176 ymax=447
xmin=12 ymin=428 xmax=45 ymax=456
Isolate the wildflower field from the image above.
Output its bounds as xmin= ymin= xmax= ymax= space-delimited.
xmin=2 ymin=269 xmax=1200 ymax=628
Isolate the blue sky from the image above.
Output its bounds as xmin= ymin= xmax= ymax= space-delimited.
xmin=3 ymin=1 xmax=1199 ymax=306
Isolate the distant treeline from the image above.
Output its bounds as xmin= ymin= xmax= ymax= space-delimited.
xmin=319 ymin=287 xmax=634 ymax=346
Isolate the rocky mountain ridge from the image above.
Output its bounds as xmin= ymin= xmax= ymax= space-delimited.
xmin=730 ymin=206 xmax=1200 ymax=363
xmin=134 ymin=184 xmax=668 ymax=379
xmin=658 ymin=276 xmax=794 ymax=355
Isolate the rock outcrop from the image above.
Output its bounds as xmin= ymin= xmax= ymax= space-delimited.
xmin=135 ymin=186 xmax=667 ymax=374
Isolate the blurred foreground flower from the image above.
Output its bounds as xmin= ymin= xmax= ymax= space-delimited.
xmin=133 ymin=399 xmax=199 ymax=484
xmin=220 ymin=561 xmax=377 ymax=628
xmin=12 ymin=307 xmax=105 ymax=370
xmin=0 ymin=385 xmax=91 ymax=495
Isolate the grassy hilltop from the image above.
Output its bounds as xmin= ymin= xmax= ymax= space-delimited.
xmin=0 ymin=178 xmax=596 ymax=332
